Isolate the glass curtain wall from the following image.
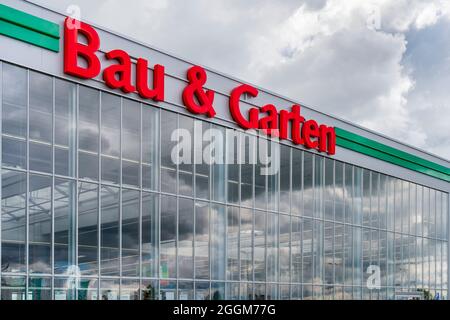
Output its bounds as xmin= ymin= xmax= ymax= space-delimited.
xmin=0 ymin=63 xmax=448 ymax=300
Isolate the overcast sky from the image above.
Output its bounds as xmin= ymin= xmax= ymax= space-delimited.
xmin=29 ymin=0 xmax=450 ymax=160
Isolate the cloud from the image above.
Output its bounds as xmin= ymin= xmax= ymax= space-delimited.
xmin=29 ymin=0 xmax=450 ymax=159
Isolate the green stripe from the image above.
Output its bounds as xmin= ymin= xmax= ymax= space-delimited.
xmin=0 ymin=19 xmax=59 ymax=52
xmin=335 ymin=127 xmax=450 ymax=175
xmin=0 ymin=4 xmax=59 ymax=39
xmin=335 ymin=129 xmax=450 ymax=182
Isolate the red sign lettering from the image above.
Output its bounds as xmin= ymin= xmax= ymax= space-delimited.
xmin=63 ymin=18 xmax=335 ymax=155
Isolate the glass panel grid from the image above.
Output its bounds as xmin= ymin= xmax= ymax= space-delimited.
xmin=0 ymin=63 xmax=448 ymax=300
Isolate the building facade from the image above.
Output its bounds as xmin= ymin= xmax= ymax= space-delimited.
xmin=0 ymin=1 xmax=449 ymax=300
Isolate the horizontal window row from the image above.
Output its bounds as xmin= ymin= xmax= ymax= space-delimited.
xmin=1 ymin=276 xmax=447 ymax=300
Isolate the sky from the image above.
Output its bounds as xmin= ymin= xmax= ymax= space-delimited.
xmin=29 ymin=0 xmax=450 ymax=160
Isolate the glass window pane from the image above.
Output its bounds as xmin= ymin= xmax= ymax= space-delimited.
xmin=101 ymin=93 xmax=120 ymax=157
xmin=255 ymin=137 xmax=267 ymax=210
xmin=292 ymin=149 xmax=302 ymax=216
xmin=100 ymin=186 xmax=119 ymax=276
xmin=303 ymin=218 xmax=313 ymax=284
xmin=55 ymin=79 xmax=76 ymax=147
xmin=211 ymin=125 xmax=226 ymax=202
xmin=227 ymin=206 xmax=239 ymax=281
xmin=196 ymin=122 xmax=210 ymax=200
xmin=101 ymin=93 xmax=121 ymax=185
xmin=101 ymin=156 xmax=120 ymax=185
xmin=161 ymin=195 xmax=176 ymax=278
xmin=1 ymin=170 xmax=27 ymax=273
xmin=267 ymin=141 xmax=279 ymax=212
xmin=254 ymin=283 xmax=265 ymax=300
xmin=121 ymin=279 xmax=140 ymax=300
xmin=78 ymin=151 xmax=98 ymax=181
xmin=354 ymin=167 xmax=363 ymax=226
xmin=122 ymin=99 xmax=141 ymax=187
xmin=28 ymin=277 xmax=52 ymax=300
xmin=240 ymin=282 xmax=253 ymax=300
xmin=79 ymin=86 xmax=99 ymax=152
xmin=2 ymin=63 xmax=27 ymax=137
xmin=2 ymin=136 xmax=26 ymax=169
xmin=55 ymin=79 xmax=76 ymax=178
xmin=54 ymin=178 xmax=75 ymax=274
xmin=379 ymin=174 xmax=387 ymax=230
xmin=211 ymin=204 xmax=226 ymax=280
xmin=335 ymin=161 xmax=344 ymax=222
xmin=142 ymin=279 xmax=158 ymax=300
xmin=178 ymin=115 xmax=193 ymax=197
xmin=362 ymin=169 xmax=371 ymax=226
xmin=211 ymin=282 xmax=225 ymax=300
xmin=160 ymin=281 xmax=176 ymax=299
xmin=195 ymin=281 xmax=210 ymax=300
xmin=429 ymin=188 xmax=436 ymax=239
xmin=122 ymin=159 xmax=139 ymax=187
xmin=313 ymin=220 xmax=324 ymax=287
xmin=78 ymin=87 xmax=99 ymax=180
xmin=291 ymin=216 xmax=302 ymax=283
xmin=443 ymin=193 xmax=448 ymax=240
xmin=371 ymin=172 xmax=380 ymax=229
xmin=324 ymin=158 xmax=334 ymax=221
xmin=178 ymin=198 xmax=194 ymax=279
xmin=55 ymin=147 xmax=69 ymax=176
xmin=403 ymin=181 xmax=411 ymax=235
xmin=77 ymin=278 xmax=98 ymax=300
xmin=241 ymin=133 xmax=255 ymax=207
xmin=436 ymin=191 xmax=442 ymax=240
xmin=1 ymin=276 xmax=26 ymax=300
xmin=195 ymin=201 xmax=209 ymax=279
xmin=100 ymin=278 xmax=119 ymax=300
xmin=122 ymin=99 xmax=140 ymax=160
xmin=142 ymin=193 xmax=159 ymax=278
xmin=304 ymin=152 xmax=313 ymax=217
xmin=77 ymin=182 xmax=98 ymax=275
xmin=29 ymin=71 xmax=52 ymax=143
xmin=142 ymin=107 xmax=159 ymax=190
xmin=122 ymin=189 xmax=140 ymax=277
xmin=267 ymin=212 xmax=278 ymax=282
xmin=254 ymin=210 xmax=266 ymax=281
xmin=280 ymin=214 xmax=290 ymax=283
xmin=344 ymin=164 xmax=353 ymax=224
xmin=314 ymin=155 xmax=323 ymax=220
xmin=161 ymin=111 xmax=177 ymax=194
xmin=29 ymin=175 xmax=52 ymax=274
xmin=29 ymin=142 xmax=52 ymax=173
xmin=226 ymin=130 xmax=239 ymax=204
xmin=334 ymin=223 xmax=344 ymax=284
xmin=344 ymin=224 xmax=353 ymax=286
xmin=178 ymin=281 xmax=194 ymax=300
xmin=279 ymin=146 xmax=290 ymax=213
xmin=54 ymin=277 xmax=75 ymax=300
xmin=267 ymin=283 xmax=278 ymax=300
xmin=240 ymin=208 xmax=253 ymax=281
xmin=394 ymin=179 xmax=402 ymax=233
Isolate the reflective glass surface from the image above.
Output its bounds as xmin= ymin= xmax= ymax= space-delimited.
xmin=0 ymin=63 xmax=448 ymax=300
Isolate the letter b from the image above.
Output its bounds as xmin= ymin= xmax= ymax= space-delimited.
xmin=64 ymin=17 xmax=101 ymax=79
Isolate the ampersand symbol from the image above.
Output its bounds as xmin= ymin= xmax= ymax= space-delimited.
xmin=182 ymin=66 xmax=216 ymax=118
